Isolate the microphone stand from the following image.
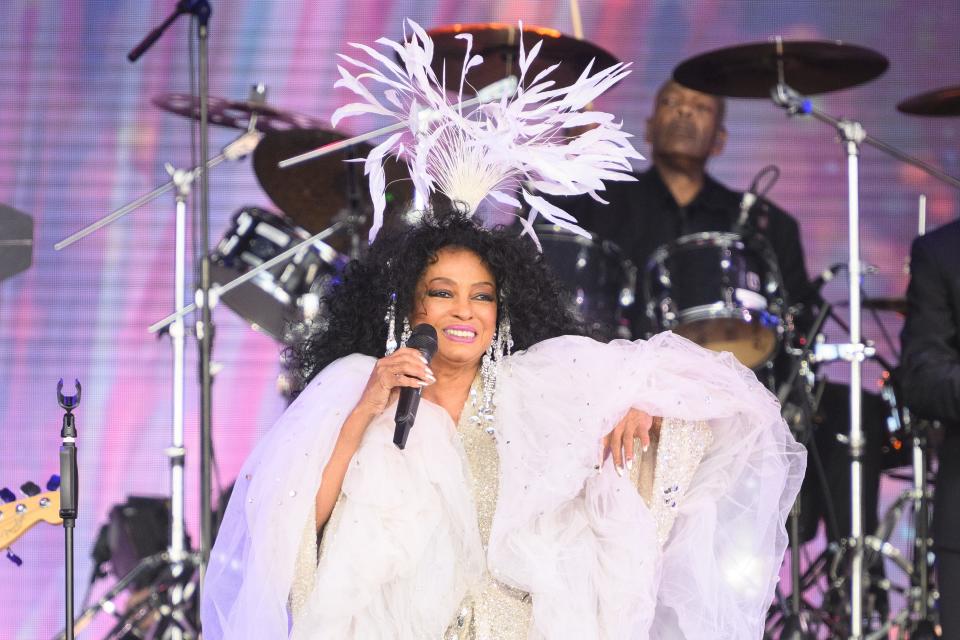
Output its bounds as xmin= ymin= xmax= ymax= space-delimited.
xmin=128 ymin=0 xmax=216 ymax=594
xmin=57 ymin=379 xmax=81 ymax=640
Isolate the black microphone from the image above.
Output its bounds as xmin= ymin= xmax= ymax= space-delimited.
xmin=393 ymin=324 xmax=439 ymax=450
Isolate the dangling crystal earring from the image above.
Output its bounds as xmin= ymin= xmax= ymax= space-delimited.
xmin=384 ymin=292 xmax=398 ymax=355
xmin=399 ymin=318 xmax=412 ymax=348
xmin=476 ymin=310 xmax=511 ymax=436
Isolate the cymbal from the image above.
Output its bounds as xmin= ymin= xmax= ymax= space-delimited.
xmin=152 ymin=93 xmax=326 ymax=132
xmin=673 ymin=40 xmax=889 ymax=98
xmin=837 ymin=297 xmax=907 ymax=315
xmin=897 ymin=85 xmax=960 ymax=116
xmin=425 ymin=23 xmax=620 ymax=95
xmin=252 ymin=128 xmax=412 ymax=246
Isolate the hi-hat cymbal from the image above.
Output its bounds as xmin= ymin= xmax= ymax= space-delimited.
xmin=252 ymin=128 xmax=412 ymax=246
xmin=673 ymin=40 xmax=889 ymax=98
xmin=425 ymin=23 xmax=620 ymax=95
xmin=897 ymin=85 xmax=960 ymax=116
xmin=152 ymin=93 xmax=326 ymax=132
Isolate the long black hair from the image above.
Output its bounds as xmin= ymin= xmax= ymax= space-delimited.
xmin=287 ymin=206 xmax=582 ymax=390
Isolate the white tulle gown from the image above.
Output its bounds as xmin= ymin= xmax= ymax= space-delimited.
xmin=201 ymin=333 xmax=806 ymax=639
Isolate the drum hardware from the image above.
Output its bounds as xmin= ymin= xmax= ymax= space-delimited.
xmin=210 ymin=207 xmax=348 ymax=343
xmin=149 ymin=220 xmax=347 ymax=335
xmin=251 ymin=128 xmax=413 ymax=254
xmin=53 ymin=77 xmax=273 ymax=635
xmin=534 ymin=224 xmax=636 ymax=340
xmin=423 ymin=23 xmax=620 ymax=97
xmin=768 ymin=298 xmax=832 ymax=640
xmin=674 ymin=34 xmax=959 ymax=637
xmin=151 ymin=90 xmax=327 ymax=132
xmin=644 ymin=231 xmax=786 ymax=370
xmin=897 ymin=84 xmax=960 ymax=117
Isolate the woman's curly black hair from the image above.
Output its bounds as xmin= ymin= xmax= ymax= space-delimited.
xmin=288 ymin=206 xmax=583 ymax=390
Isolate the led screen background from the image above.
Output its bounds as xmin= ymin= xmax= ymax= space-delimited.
xmin=1 ymin=1 xmax=958 ymax=636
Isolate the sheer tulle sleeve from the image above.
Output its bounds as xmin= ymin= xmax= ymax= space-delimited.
xmin=493 ymin=332 xmax=806 ymax=639
xmin=200 ymin=354 xmax=375 ymax=640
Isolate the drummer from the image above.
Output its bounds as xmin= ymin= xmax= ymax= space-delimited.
xmin=555 ymin=78 xmax=816 ymax=339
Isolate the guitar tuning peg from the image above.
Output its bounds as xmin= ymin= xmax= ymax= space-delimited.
xmin=0 ymin=487 xmax=15 ymax=503
xmin=47 ymin=475 xmax=61 ymax=491
xmin=6 ymin=549 xmax=23 ymax=567
xmin=19 ymin=482 xmax=41 ymax=497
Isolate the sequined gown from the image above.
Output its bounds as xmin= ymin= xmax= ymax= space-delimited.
xmin=203 ymin=334 xmax=806 ymax=639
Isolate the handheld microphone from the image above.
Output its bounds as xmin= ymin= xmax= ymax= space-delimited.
xmin=393 ymin=324 xmax=439 ymax=449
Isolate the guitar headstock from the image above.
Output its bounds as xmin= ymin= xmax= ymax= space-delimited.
xmin=0 ymin=475 xmax=63 ymax=555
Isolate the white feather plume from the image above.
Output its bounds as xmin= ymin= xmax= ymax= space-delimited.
xmin=331 ymin=19 xmax=643 ymax=244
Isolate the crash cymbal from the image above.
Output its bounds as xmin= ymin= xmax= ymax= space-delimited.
xmin=898 ymin=85 xmax=960 ymax=116
xmin=152 ymin=93 xmax=326 ymax=132
xmin=425 ymin=23 xmax=620 ymax=94
xmin=252 ymin=128 xmax=412 ymax=246
xmin=673 ymin=40 xmax=888 ymax=98
xmin=837 ymin=297 xmax=907 ymax=315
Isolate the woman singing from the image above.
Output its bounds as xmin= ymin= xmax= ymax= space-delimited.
xmin=202 ymin=22 xmax=805 ymax=639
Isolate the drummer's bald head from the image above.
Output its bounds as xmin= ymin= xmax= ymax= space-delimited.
xmin=653 ymin=79 xmax=726 ymax=128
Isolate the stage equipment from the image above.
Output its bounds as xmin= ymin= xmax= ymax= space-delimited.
xmin=535 ymin=225 xmax=636 ymax=341
xmin=252 ymin=128 xmax=412 ymax=253
xmin=423 ymin=23 xmax=620 ymax=94
xmin=897 ymin=84 xmax=960 ymax=116
xmin=673 ymin=37 xmax=960 ymax=638
xmin=151 ymin=91 xmax=326 ymax=131
xmin=0 ymin=204 xmax=33 ymax=282
xmin=644 ymin=232 xmax=785 ymax=370
xmin=57 ymin=379 xmax=81 ymax=640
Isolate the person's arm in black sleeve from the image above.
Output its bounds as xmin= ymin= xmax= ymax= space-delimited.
xmin=900 ymin=235 xmax=960 ymax=424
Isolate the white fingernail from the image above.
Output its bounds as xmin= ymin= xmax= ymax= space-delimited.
xmin=615 ymin=464 xmax=624 ymax=478
xmin=626 ymin=458 xmax=634 ymax=472
xmin=642 ymin=444 xmax=649 ymax=453
xmin=420 ymin=355 xmax=429 ymax=365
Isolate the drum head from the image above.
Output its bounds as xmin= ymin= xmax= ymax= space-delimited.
xmin=674 ymin=316 xmax=779 ymax=370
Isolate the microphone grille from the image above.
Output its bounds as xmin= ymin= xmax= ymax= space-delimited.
xmin=407 ymin=323 xmax=439 ymax=358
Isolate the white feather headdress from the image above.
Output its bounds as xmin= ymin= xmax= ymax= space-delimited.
xmin=331 ymin=19 xmax=643 ymax=246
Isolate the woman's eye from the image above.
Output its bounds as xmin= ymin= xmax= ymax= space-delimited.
xmin=427 ymin=289 xmax=452 ymax=298
xmin=473 ymin=293 xmax=495 ymax=302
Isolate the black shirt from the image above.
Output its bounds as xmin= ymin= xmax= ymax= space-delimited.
xmin=554 ymin=167 xmax=815 ymax=338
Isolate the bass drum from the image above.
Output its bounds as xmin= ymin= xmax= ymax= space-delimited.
xmin=535 ymin=224 xmax=636 ymax=341
xmin=211 ymin=207 xmax=347 ymax=343
xmin=644 ymin=232 xmax=784 ymax=369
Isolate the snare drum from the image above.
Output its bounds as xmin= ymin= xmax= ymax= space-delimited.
xmin=536 ymin=224 xmax=636 ymax=340
xmin=644 ymin=232 xmax=784 ymax=369
xmin=211 ymin=207 xmax=347 ymax=343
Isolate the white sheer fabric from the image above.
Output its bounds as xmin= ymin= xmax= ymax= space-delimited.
xmin=202 ymin=333 xmax=806 ymax=639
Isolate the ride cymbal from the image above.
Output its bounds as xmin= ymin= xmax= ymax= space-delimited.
xmin=152 ymin=93 xmax=326 ymax=132
xmin=897 ymin=85 xmax=960 ymax=116
xmin=425 ymin=23 xmax=620 ymax=94
xmin=673 ymin=40 xmax=888 ymax=98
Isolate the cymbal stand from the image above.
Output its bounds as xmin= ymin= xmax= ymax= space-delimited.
xmin=772 ymin=78 xmax=959 ymax=639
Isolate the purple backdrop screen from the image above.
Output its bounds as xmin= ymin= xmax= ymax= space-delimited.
xmin=2 ymin=1 xmax=958 ymax=637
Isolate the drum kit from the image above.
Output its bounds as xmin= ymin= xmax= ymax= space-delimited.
xmin=46 ymin=17 xmax=960 ymax=640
